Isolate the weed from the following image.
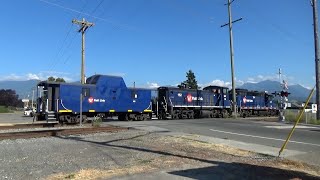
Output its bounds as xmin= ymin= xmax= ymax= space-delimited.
xmin=64 ymin=173 xmax=75 ymax=179
xmin=92 ymin=116 xmax=102 ymax=127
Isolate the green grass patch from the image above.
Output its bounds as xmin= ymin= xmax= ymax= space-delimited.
xmin=0 ymin=106 xmax=11 ymax=113
xmin=285 ymin=110 xmax=320 ymax=125
xmin=92 ymin=116 xmax=102 ymax=127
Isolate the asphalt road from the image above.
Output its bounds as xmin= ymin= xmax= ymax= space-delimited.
xmin=0 ymin=111 xmax=34 ymax=124
xmin=105 ymin=118 xmax=320 ymax=166
xmin=1 ymin=112 xmax=319 ymax=165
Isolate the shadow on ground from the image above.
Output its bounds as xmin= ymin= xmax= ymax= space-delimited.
xmin=168 ymin=164 xmax=319 ymax=180
xmin=56 ymin=133 xmax=319 ymax=179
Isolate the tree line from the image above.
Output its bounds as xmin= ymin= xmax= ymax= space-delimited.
xmin=0 ymin=89 xmax=23 ymax=107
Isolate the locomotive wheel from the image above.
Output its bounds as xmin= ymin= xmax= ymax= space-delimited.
xmin=126 ymin=114 xmax=132 ymax=121
xmin=242 ymin=111 xmax=246 ymax=118
xmin=188 ymin=111 xmax=194 ymax=119
xmin=118 ymin=114 xmax=125 ymax=121
xmin=141 ymin=114 xmax=148 ymax=121
xmin=222 ymin=110 xmax=229 ymax=118
xmin=65 ymin=115 xmax=72 ymax=123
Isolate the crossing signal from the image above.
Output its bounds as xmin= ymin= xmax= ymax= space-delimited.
xmin=280 ymin=91 xmax=290 ymax=97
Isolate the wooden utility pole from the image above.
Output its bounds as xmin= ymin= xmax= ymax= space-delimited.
xmin=72 ymin=18 xmax=94 ymax=84
xmin=221 ymin=0 xmax=242 ymax=118
xmin=311 ymin=0 xmax=320 ymax=120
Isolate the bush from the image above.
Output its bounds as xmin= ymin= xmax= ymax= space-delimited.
xmin=309 ymin=119 xmax=320 ymax=125
xmin=284 ymin=110 xmax=297 ymax=123
xmin=92 ymin=116 xmax=102 ymax=127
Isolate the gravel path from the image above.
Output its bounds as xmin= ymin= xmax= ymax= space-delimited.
xmin=0 ymin=129 xmax=319 ymax=180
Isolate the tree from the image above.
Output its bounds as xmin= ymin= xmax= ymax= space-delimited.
xmin=47 ymin=77 xmax=66 ymax=83
xmin=180 ymin=70 xmax=198 ymax=89
xmin=0 ymin=89 xmax=23 ymax=107
xmin=47 ymin=76 xmax=56 ymax=82
xmin=55 ymin=78 xmax=66 ymax=83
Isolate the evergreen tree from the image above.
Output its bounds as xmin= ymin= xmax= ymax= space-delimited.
xmin=55 ymin=78 xmax=66 ymax=83
xmin=47 ymin=76 xmax=56 ymax=82
xmin=180 ymin=70 xmax=198 ymax=89
xmin=47 ymin=77 xmax=66 ymax=83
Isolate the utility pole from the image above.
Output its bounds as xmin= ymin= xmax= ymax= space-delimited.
xmin=72 ymin=18 xmax=94 ymax=126
xmin=221 ymin=0 xmax=242 ymax=118
xmin=311 ymin=0 xmax=320 ymax=120
xmin=31 ymin=88 xmax=35 ymax=109
xmin=72 ymin=18 xmax=94 ymax=84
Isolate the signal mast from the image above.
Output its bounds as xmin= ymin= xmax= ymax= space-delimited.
xmin=278 ymin=68 xmax=290 ymax=121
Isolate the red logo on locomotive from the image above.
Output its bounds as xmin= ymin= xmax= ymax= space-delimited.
xmin=187 ymin=94 xmax=192 ymax=103
xmin=242 ymin=96 xmax=247 ymax=104
xmin=88 ymin=97 xmax=94 ymax=104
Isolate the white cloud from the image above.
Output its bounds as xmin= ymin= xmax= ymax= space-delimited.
xmin=107 ymin=73 xmax=126 ymax=77
xmin=200 ymin=80 xmax=231 ymax=89
xmin=0 ymin=71 xmax=77 ymax=82
xmin=245 ymin=74 xmax=294 ymax=84
xmin=0 ymin=74 xmax=21 ymax=81
xmin=27 ymin=73 xmax=40 ymax=80
xmin=146 ymin=82 xmax=160 ymax=88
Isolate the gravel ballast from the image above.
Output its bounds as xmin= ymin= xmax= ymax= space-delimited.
xmin=0 ymin=129 xmax=319 ymax=180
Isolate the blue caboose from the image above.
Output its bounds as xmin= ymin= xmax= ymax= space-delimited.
xmin=36 ymin=75 xmax=152 ymax=123
xmin=156 ymin=85 xmax=231 ymax=119
xmin=235 ymin=89 xmax=278 ymax=117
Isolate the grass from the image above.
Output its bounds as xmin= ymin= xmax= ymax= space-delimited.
xmin=0 ymin=106 xmax=11 ymax=113
xmin=92 ymin=116 xmax=102 ymax=127
xmin=285 ymin=110 xmax=320 ymax=125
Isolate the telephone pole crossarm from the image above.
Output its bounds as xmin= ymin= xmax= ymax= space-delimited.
xmin=72 ymin=19 xmax=94 ymax=33
xmin=221 ymin=17 xmax=243 ymax=28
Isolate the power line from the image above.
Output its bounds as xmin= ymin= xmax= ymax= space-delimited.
xmin=91 ymin=0 xmax=104 ymax=16
xmin=242 ymin=3 xmax=312 ymax=48
xmin=47 ymin=0 xmax=89 ymax=75
xmin=39 ymin=0 xmax=136 ymax=31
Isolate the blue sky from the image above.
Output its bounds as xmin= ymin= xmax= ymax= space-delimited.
xmin=0 ymin=0 xmax=317 ymax=89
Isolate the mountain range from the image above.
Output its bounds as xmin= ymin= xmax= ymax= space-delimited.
xmin=0 ymin=80 xmax=39 ymax=99
xmin=0 ymin=79 xmax=313 ymax=103
xmin=239 ymin=80 xmax=314 ymax=103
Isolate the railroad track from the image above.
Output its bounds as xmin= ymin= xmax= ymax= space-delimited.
xmin=0 ymin=126 xmax=128 ymax=140
xmin=0 ymin=122 xmax=59 ymax=130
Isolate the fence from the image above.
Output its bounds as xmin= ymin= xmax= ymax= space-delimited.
xmin=284 ymin=109 xmax=320 ymax=125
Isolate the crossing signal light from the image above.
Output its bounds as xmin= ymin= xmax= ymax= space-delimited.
xmin=280 ymin=91 xmax=290 ymax=97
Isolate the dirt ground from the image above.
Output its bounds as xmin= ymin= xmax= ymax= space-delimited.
xmin=45 ymin=131 xmax=320 ymax=180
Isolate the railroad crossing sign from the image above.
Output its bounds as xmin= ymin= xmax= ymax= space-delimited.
xmin=312 ymin=104 xmax=317 ymax=113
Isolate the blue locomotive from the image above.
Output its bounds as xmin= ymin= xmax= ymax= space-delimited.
xmin=35 ymin=74 xmax=278 ymax=122
xmin=235 ymin=88 xmax=278 ymax=117
xmin=156 ymin=85 xmax=231 ymax=119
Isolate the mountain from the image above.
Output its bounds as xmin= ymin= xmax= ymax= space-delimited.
xmin=0 ymin=80 xmax=40 ymax=99
xmin=239 ymin=80 xmax=313 ymax=102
